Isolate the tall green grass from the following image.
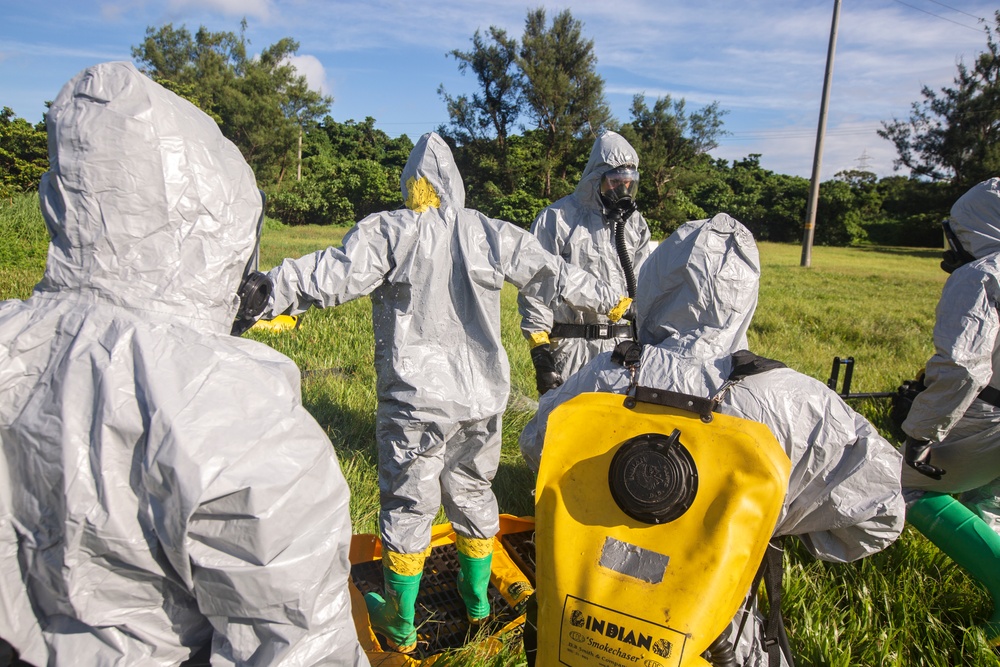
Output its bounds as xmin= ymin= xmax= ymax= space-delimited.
xmin=0 ymin=192 xmax=49 ymax=298
xmin=1 ymin=192 xmax=998 ymax=665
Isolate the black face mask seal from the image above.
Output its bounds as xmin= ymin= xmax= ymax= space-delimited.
xmin=231 ymin=191 xmax=273 ymax=336
xmin=941 ymin=219 xmax=976 ymax=274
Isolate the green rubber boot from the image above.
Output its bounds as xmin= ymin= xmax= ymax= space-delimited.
xmin=457 ymin=550 xmax=493 ymax=623
xmin=364 ymin=566 xmax=422 ymax=653
xmin=908 ymin=492 xmax=1000 ymax=644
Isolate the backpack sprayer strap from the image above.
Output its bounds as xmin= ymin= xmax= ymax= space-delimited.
xmin=611 ymin=341 xmax=717 ymax=420
xmin=611 ymin=346 xmax=789 ymax=421
xmin=761 ymin=538 xmax=794 ymax=667
xmin=628 ymin=386 xmax=717 ymax=422
xmin=733 ymin=538 xmax=793 ymax=667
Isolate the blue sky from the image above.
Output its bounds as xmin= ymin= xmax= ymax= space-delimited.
xmin=1 ymin=0 xmax=996 ymax=179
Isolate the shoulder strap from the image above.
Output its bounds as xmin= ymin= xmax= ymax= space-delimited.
xmin=734 ymin=538 xmax=794 ymax=667
xmin=730 ymin=350 xmax=787 ymax=381
xmin=763 ymin=537 xmax=795 ymax=667
xmin=740 ymin=537 xmax=793 ymax=667
xmin=611 ymin=341 xmax=716 ymax=421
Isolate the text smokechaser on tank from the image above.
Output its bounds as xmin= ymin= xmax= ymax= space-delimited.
xmin=585 ymin=614 xmax=654 ymax=650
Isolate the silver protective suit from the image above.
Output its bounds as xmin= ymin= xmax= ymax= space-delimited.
xmin=0 ymin=62 xmax=368 ymax=667
xmin=520 ymin=214 xmax=905 ymax=666
xmin=901 ymin=177 xmax=1000 ymax=531
xmin=265 ymin=132 xmax=619 ymax=556
xmin=518 ymin=131 xmax=652 ymax=379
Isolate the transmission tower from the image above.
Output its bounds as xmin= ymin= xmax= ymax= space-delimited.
xmin=855 ymin=149 xmax=872 ymax=171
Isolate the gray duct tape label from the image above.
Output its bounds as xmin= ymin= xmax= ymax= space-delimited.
xmin=598 ymin=536 xmax=669 ymax=584
xmin=559 ymin=595 xmax=687 ymax=667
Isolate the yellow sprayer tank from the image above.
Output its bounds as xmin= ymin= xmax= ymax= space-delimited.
xmin=533 ymin=392 xmax=790 ymax=667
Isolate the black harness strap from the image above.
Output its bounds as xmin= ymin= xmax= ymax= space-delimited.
xmin=760 ymin=538 xmax=794 ymax=667
xmin=629 ymin=386 xmax=716 ymax=421
xmin=552 ymin=322 xmax=634 ymax=340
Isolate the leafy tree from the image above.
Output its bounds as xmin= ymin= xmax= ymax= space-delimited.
xmin=266 ymin=117 xmax=412 ymax=225
xmin=815 ymin=179 xmax=867 ymax=246
xmin=319 ymin=116 xmax=412 ymax=170
xmin=131 ymin=21 xmax=331 ymax=183
xmin=464 ymin=130 xmax=554 ymax=227
xmin=879 ymin=11 xmax=1000 ymax=191
xmin=438 ymin=26 xmax=523 ymax=192
xmin=0 ymin=107 xmax=47 ymax=201
xmin=518 ymin=7 xmax=611 ymax=197
xmin=132 ymin=23 xmax=244 ymax=115
xmin=235 ymin=37 xmax=331 ymax=184
xmin=690 ymin=156 xmax=810 ymax=243
xmin=872 ymin=176 xmax=951 ymax=246
xmin=618 ymin=94 xmax=728 ymax=234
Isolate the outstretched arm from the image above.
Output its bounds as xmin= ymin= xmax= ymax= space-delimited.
xmin=495 ymin=217 xmax=624 ymax=319
xmin=265 ymin=213 xmax=399 ymax=319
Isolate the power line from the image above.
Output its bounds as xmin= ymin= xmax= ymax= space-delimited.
xmin=922 ymin=0 xmax=987 ymax=22
xmin=891 ymin=0 xmax=984 ymax=32
xmin=719 ymin=126 xmax=883 ymax=142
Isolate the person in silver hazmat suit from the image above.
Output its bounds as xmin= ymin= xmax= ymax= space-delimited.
xmin=262 ymin=131 xmax=630 ymax=653
xmin=518 ymin=131 xmax=652 ymax=396
xmin=520 ymin=214 xmax=905 ymax=666
xmin=0 ymin=62 xmax=369 ymax=667
xmin=899 ymin=177 xmax=1000 ymax=643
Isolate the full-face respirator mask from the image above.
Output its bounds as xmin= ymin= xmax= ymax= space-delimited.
xmin=231 ymin=191 xmax=273 ymax=336
xmin=599 ymin=165 xmax=641 ymax=300
xmin=941 ymin=218 xmax=976 ymax=274
xmin=599 ymin=165 xmax=639 ymax=218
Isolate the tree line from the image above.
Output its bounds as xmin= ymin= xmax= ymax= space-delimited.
xmin=4 ymin=8 xmax=1000 ymax=248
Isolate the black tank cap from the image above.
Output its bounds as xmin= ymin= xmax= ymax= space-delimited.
xmin=608 ymin=430 xmax=698 ymax=525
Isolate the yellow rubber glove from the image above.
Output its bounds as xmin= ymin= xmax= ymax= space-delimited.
xmin=608 ymin=296 xmax=633 ymax=323
xmin=529 ymin=331 xmax=551 ymax=348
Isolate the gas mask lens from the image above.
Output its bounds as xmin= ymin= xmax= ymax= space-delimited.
xmin=599 ymin=166 xmax=639 ymax=210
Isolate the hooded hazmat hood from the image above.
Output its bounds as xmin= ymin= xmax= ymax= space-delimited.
xmin=949 ymin=177 xmax=1000 ymax=260
xmin=573 ymin=131 xmax=640 ymax=214
xmin=36 ymin=61 xmax=262 ymax=334
xmin=636 ymin=213 xmax=760 ymax=354
xmin=400 ymin=132 xmax=466 ymax=211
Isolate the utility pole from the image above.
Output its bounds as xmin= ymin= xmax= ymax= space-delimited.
xmin=297 ymin=125 xmax=303 ymax=181
xmin=800 ymin=0 xmax=842 ymax=267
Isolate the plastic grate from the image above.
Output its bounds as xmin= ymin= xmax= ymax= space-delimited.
xmin=352 ymin=542 xmax=522 ymax=658
xmin=500 ymin=530 xmax=536 ymax=586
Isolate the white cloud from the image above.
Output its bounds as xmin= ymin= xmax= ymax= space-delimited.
xmin=286 ymin=53 xmax=331 ymax=96
xmin=167 ymin=0 xmax=272 ymax=21
xmin=99 ymin=2 xmax=130 ymax=21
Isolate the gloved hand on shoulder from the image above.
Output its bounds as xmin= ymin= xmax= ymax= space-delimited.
xmin=530 ymin=344 xmax=563 ymax=396
xmin=904 ymin=436 xmax=946 ymax=480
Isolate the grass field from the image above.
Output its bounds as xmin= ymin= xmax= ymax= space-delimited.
xmin=2 ymin=193 xmax=999 ymax=666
